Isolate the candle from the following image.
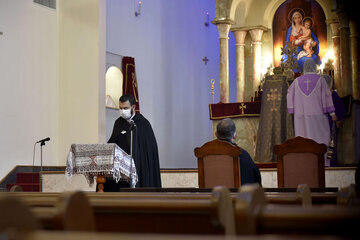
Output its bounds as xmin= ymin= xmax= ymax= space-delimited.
xmin=205 ymin=11 xmax=209 ymax=26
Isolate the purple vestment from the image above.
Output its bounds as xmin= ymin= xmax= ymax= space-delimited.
xmin=327 ymin=90 xmax=346 ymax=166
xmin=287 ymin=74 xmax=335 ymax=148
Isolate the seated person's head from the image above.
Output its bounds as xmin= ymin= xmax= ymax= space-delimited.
xmin=216 ymin=118 xmax=237 ymax=142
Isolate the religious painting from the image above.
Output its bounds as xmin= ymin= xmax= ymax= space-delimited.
xmin=272 ymin=0 xmax=327 ymax=73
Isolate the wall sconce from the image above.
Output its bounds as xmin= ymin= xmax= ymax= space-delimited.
xmin=135 ymin=0 xmax=141 ymax=17
xmin=204 ymin=11 xmax=209 ymax=26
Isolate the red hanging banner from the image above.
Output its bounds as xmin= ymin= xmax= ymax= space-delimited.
xmin=122 ymin=56 xmax=140 ymax=112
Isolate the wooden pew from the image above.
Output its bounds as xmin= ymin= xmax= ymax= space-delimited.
xmin=0 ymin=194 xmax=40 ymax=232
xmin=0 ymin=191 xmax=95 ymax=232
xmin=234 ymin=184 xmax=360 ymax=237
xmin=86 ymin=186 xmax=235 ymax=235
xmin=9 ymin=187 xmax=235 ymax=235
xmin=2 ymin=186 xmax=357 ymax=237
xmin=4 ymin=185 xmax=338 ymax=206
xmin=3 ymin=230 xmax=350 ymax=240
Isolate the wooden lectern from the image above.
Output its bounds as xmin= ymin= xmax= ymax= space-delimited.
xmin=66 ymin=144 xmax=138 ymax=192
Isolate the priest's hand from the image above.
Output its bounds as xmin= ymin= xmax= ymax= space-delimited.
xmin=331 ymin=114 xmax=337 ymax=121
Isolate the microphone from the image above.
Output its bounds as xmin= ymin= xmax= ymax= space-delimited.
xmin=37 ymin=137 xmax=50 ymax=143
xmin=129 ymin=119 xmax=136 ymax=126
xmin=128 ymin=119 xmax=136 ymax=130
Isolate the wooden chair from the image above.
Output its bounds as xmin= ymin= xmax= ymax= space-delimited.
xmin=194 ymin=139 xmax=242 ymax=188
xmin=274 ymin=136 xmax=327 ymax=188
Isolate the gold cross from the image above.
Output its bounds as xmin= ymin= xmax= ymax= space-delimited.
xmin=267 ymin=88 xmax=281 ymax=112
xmin=239 ymin=103 xmax=247 ymax=114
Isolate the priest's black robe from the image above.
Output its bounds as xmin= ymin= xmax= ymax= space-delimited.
xmin=239 ymin=148 xmax=262 ymax=185
xmin=225 ymin=140 xmax=262 ymax=185
xmin=101 ymin=113 xmax=161 ymax=191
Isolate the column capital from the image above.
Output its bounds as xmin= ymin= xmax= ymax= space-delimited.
xmin=350 ymin=20 xmax=360 ymax=37
xmin=325 ymin=18 xmax=339 ymax=25
xmin=232 ymin=30 xmax=247 ymax=45
xmin=336 ymin=11 xmax=350 ymax=29
xmin=329 ymin=21 xmax=340 ymax=37
xmin=217 ymin=23 xmax=231 ymax=39
xmin=249 ymin=28 xmax=265 ymax=43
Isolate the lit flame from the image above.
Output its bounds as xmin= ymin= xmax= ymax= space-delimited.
xmin=319 ymin=49 xmax=334 ymax=71
xmin=261 ymin=54 xmax=273 ymax=77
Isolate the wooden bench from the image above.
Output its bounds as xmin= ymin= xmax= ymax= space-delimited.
xmin=7 ymin=187 xmax=236 ymax=235
xmin=0 ymin=191 xmax=95 ymax=232
xmin=3 ymin=185 xmax=338 ymax=206
xmin=2 ymin=185 xmax=358 ymax=237
xmin=234 ymin=184 xmax=360 ymax=237
xmin=3 ymin=230 xmax=350 ymax=240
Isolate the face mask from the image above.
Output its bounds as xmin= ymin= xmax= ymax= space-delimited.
xmin=119 ymin=109 xmax=132 ymax=120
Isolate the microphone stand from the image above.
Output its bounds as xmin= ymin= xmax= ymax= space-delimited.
xmin=129 ymin=121 xmax=136 ymax=188
xmin=39 ymin=140 xmax=46 ymax=192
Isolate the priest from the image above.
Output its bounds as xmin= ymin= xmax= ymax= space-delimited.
xmin=102 ymin=94 xmax=161 ymax=191
xmin=287 ymin=59 xmax=336 ymax=166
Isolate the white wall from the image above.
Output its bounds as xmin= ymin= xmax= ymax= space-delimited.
xmin=106 ymin=0 xmax=220 ymax=168
xmin=58 ymin=0 xmax=106 ymax=163
xmin=0 ymin=0 xmax=106 ymax=180
xmin=0 ymin=0 xmax=59 ymax=179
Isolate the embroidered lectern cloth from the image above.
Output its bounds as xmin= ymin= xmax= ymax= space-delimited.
xmin=65 ymin=143 xmax=138 ymax=188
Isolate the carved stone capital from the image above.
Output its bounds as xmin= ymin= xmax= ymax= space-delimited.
xmin=249 ymin=28 xmax=264 ymax=43
xmin=337 ymin=11 xmax=350 ymax=30
xmin=350 ymin=20 xmax=360 ymax=37
xmin=232 ymin=30 xmax=247 ymax=45
xmin=217 ymin=23 xmax=231 ymax=39
xmin=329 ymin=21 xmax=340 ymax=37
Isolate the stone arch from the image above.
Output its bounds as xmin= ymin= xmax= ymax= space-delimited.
xmin=263 ymin=0 xmax=336 ymax=29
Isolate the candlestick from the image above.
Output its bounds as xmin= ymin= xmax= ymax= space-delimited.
xmin=211 ymin=78 xmax=215 ymax=104
xmin=204 ymin=12 xmax=209 ymax=26
xmin=135 ymin=0 xmax=141 ymax=17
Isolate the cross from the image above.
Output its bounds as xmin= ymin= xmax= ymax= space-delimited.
xmin=202 ymin=56 xmax=209 ymax=65
xmin=239 ymin=103 xmax=247 ymax=114
xmin=267 ymin=88 xmax=281 ymax=112
xmin=305 ymin=78 xmax=311 ymax=91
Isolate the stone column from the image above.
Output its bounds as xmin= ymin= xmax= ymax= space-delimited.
xmin=249 ymin=27 xmax=266 ymax=94
xmin=349 ymin=20 xmax=360 ymax=100
xmin=337 ymin=11 xmax=352 ymax=97
xmin=349 ymin=19 xmax=360 ymax=166
xmin=232 ymin=30 xmax=247 ymax=102
xmin=328 ymin=20 xmax=341 ymax=90
xmin=216 ymin=23 xmax=231 ymax=103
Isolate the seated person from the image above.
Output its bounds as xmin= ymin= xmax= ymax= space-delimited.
xmin=216 ymin=118 xmax=262 ymax=185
